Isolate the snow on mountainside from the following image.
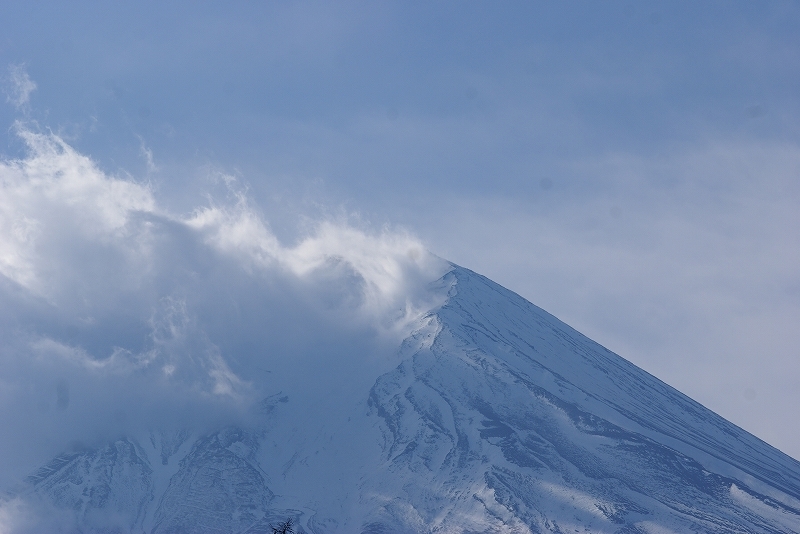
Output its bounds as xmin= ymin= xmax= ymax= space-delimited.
xmin=9 ymin=265 xmax=800 ymax=533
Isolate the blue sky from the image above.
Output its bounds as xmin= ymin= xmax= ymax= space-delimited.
xmin=0 ymin=1 xmax=799 ymax=462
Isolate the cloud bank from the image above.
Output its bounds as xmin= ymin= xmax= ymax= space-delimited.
xmin=0 ymin=124 xmax=449 ymax=490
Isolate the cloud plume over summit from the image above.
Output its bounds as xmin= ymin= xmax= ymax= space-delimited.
xmin=0 ymin=125 xmax=448 ymax=489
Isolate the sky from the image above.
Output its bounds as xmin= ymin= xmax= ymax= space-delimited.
xmin=0 ymin=0 xmax=798 ymax=471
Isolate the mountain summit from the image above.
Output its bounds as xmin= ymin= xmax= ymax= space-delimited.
xmin=10 ymin=266 xmax=800 ymax=533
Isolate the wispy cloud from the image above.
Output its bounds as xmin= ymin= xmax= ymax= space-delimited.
xmin=4 ymin=65 xmax=37 ymax=110
xmin=138 ymin=136 xmax=158 ymax=174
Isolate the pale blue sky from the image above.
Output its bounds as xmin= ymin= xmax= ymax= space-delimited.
xmin=1 ymin=1 xmax=799 ymax=459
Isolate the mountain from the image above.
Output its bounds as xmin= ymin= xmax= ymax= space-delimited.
xmin=9 ymin=266 xmax=800 ymax=533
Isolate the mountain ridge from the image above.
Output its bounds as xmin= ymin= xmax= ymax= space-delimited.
xmin=439 ymin=267 xmax=800 ymax=495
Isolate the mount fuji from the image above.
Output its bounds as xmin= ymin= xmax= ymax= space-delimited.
xmin=8 ymin=265 xmax=800 ymax=533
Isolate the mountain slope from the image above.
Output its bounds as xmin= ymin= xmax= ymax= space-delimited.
xmin=12 ymin=266 xmax=800 ymax=533
xmin=362 ymin=266 xmax=800 ymax=532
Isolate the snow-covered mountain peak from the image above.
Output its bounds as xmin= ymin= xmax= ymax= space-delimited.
xmin=5 ymin=265 xmax=800 ymax=533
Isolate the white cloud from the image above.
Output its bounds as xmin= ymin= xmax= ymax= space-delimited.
xmin=186 ymin=187 xmax=446 ymax=329
xmin=0 ymin=125 xmax=157 ymax=295
xmin=0 ymin=126 xmax=449 ymax=489
xmin=138 ymin=137 xmax=158 ymax=174
xmin=4 ymin=65 xmax=37 ymax=110
xmin=0 ymin=498 xmax=28 ymax=534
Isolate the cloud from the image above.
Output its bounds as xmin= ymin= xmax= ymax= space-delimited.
xmin=0 ymin=125 xmax=449 ymax=489
xmin=0 ymin=494 xmax=78 ymax=534
xmin=4 ymin=65 xmax=37 ymax=110
xmin=0 ymin=124 xmax=157 ymax=294
xmin=0 ymin=498 xmax=30 ymax=534
xmin=138 ymin=137 xmax=158 ymax=174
